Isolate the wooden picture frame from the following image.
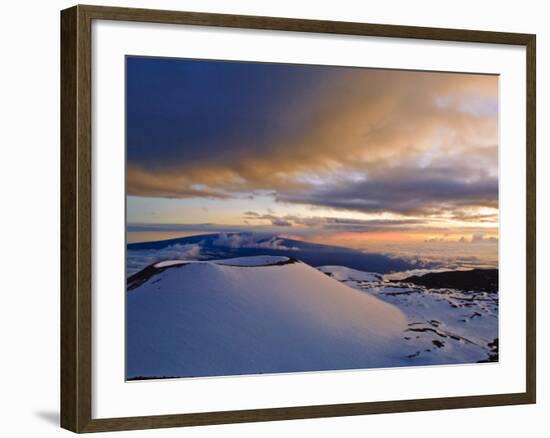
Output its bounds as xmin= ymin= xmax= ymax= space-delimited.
xmin=61 ymin=4 xmax=536 ymax=433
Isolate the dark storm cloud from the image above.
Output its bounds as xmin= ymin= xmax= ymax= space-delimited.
xmin=126 ymin=56 xmax=498 ymax=217
xmin=276 ymin=167 xmax=498 ymax=215
xmin=127 ymin=56 xmax=342 ymax=171
xmin=243 ymin=212 xmax=428 ymax=232
xmin=271 ymin=219 xmax=293 ymax=227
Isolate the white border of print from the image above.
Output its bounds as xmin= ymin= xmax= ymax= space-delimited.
xmin=92 ymin=19 xmax=526 ymax=419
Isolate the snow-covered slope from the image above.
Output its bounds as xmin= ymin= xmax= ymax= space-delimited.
xmin=318 ymin=265 xmax=383 ymax=282
xmin=317 ymin=266 xmax=499 ymax=365
xmin=127 ymin=256 xmax=407 ymax=379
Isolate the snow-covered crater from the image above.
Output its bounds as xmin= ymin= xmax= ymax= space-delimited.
xmin=127 ymin=256 xmax=407 ymax=379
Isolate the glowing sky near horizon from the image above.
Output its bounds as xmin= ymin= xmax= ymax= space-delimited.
xmin=126 ymin=56 xmax=498 ymax=256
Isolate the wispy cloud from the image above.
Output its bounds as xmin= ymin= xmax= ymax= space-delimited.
xmin=127 ymin=243 xmax=202 ymax=276
xmin=276 ymin=165 xmax=497 ymax=216
xmin=212 ymin=233 xmax=298 ymax=251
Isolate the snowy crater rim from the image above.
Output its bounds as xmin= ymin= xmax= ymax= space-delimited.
xmin=154 ymin=255 xmax=296 ymax=269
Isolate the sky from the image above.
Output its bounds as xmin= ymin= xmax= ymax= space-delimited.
xmin=126 ymin=56 xmax=498 ymax=263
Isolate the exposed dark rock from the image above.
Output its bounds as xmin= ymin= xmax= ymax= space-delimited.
xmin=381 ymin=289 xmax=422 ymax=296
xmin=220 ymin=256 xmax=299 ymax=267
xmin=478 ymin=337 xmax=499 ymax=363
xmin=432 ymin=340 xmax=445 ymax=348
xmin=399 ymin=269 xmax=498 ymax=292
xmin=127 ymin=262 xmax=189 ymax=291
xmin=406 ymin=327 xmax=448 ymax=338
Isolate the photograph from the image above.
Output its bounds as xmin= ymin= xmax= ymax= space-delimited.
xmin=125 ymin=56 xmax=500 ymax=380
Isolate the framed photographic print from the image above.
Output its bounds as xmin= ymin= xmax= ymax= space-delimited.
xmin=60 ymin=4 xmax=536 ymax=433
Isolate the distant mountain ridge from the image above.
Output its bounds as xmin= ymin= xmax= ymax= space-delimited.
xmin=127 ymin=232 xmax=417 ymax=274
